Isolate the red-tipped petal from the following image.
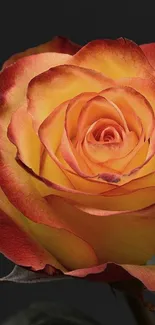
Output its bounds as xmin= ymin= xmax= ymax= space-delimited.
xmin=140 ymin=43 xmax=155 ymax=69
xmin=45 ymin=195 xmax=155 ymax=267
xmin=71 ymin=38 xmax=153 ymax=79
xmin=0 ymin=52 xmax=71 ymax=129
xmin=3 ymin=36 xmax=80 ymax=69
xmin=0 ymin=208 xmax=55 ymax=271
xmin=67 ymin=262 xmax=155 ymax=291
xmin=28 ymin=64 xmax=113 ymax=132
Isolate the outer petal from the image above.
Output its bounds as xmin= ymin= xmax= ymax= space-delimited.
xmin=67 ymin=263 xmax=155 ymax=291
xmin=0 ymin=49 xmax=73 ymax=224
xmin=121 ymin=264 xmax=155 ymax=291
xmin=28 ymin=222 xmax=98 ymax=271
xmin=67 ymin=263 xmax=133 ymax=283
xmin=140 ymin=43 xmax=155 ymax=69
xmin=0 ymin=188 xmax=63 ymax=271
xmin=0 ymin=188 xmax=97 ymax=271
xmin=70 ymin=38 xmax=153 ymax=79
xmin=0 ymin=52 xmax=71 ymax=128
xmin=45 ymin=195 xmax=155 ymax=266
xmin=0 ymin=209 xmax=55 ymax=270
xmin=0 ymin=143 xmax=64 ymax=228
xmin=3 ymin=36 xmax=81 ymax=69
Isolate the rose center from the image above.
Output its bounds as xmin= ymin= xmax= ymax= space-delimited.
xmin=93 ymin=126 xmax=122 ymax=143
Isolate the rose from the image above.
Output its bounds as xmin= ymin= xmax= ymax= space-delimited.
xmin=0 ymin=36 xmax=155 ymax=290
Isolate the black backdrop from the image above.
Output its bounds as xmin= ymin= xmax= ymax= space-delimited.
xmin=1 ymin=1 xmax=155 ymax=324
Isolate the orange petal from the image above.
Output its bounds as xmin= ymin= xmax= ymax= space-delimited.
xmin=39 ymin=93 xmax=117 ymax=193
xmin=67 ymin=263 xmax=155 ymax=291
xmin=0 ymin=48 xmax=72 ymax=199
xmin=3 ymin=36 xmax=80 ymax=69
xmin=7 ymin=105 xmax=41 ymax=174
xmin=70 ymin=38 xmax=153 ymax=79
xmin=0 ymin=52 xmax=71 ymax=129
xmin=0 ymin=209 xmax=56 ymax=271
xmin=15 ymin=152 xmax=155 ymax=212
xmin=0 ymin=188 xmax=63 ymax=271
xmin=60 ymin=94 xmax=128 ymax=177
xmin=45 ymin=195 xmax=155 ymax=266
xmin=61 ymin=92 xmax=98 ymax=175
xmin=140 ymin=43 xmax=155 ymax=69
xmin=0 ymin=187 xmax=97 ymax=271
xmin=117 ymin=77 xmax=155 ymax=115
xmin=76 ymin=95 xmax=129 ymax=138
xmin=75 ymin=139 xmax=120 ymax=176
xmin=102 ymin=168 xmax=155 ymax=195
xmin=56 ymin=144 xmax=118 ymax=193
xmin=99 ymin=87 xmax=154 ymax=174
xmin=101 ymin=87 xmax=154 ymax=140
xmin=39 ymin=149 xmax=74 ymax=189
xmin=0 ymin=139 xmax=98 ymax=271
xmin=124 ymin=127 xmax=155 ymax=179
xmin=28 ymin=64 xmax=113 ymax=132
xmin=83 ymin=119 xmax=138 ymax=163
xmin=122 ymin=264 xmax=155 ymax=291
xmin=28 ymin=221 xmax=98 ymax=270
xmin=0 ymin=135 xmax=64 ymax=229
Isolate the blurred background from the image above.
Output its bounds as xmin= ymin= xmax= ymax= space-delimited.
xmin=0 ymin=0 xmax=155 ymax=323
xmin=0 ymin=255 xmax=143 ymax=324
xmin=0 ymin=1 xmax=155 ymax=66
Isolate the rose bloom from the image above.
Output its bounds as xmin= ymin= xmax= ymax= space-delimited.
xmin=0 ymin=36 xmax=155 ymax=290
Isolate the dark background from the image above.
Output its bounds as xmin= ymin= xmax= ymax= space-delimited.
xmin=1 ymin=1 xmax=155 ymax=324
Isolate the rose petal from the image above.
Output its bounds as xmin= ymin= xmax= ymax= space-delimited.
xmin=61 ymin=94 xmax=128 ymax=176
xmin=0 ymin=52 xmax=71 ymax=128
xmin=99 ymin=87 xmax=154 ymax=174
xmin=76 ymin=95 xmax=129 ymax=137
xmin=83 ymin=119 xmax=138 ymax=163
xmin=0 ymin=187 xmax=97 ymax=271
xmin=7 ymin=105 xmax=41 ymax=173
xmin=74 ymin=139 xmax=121 ymax=176
xmin=102 ymin=170 xmax=155 ymax=195
xmin=28 ymin=64 xmax=113 ymax=132
xmin=67 ymin=263 xmax=155 ymax=291
xmin=39 ymin=149 xmax=75 ymax=189
xmin=0 ymin=188 xmax=63 ymax=271
xmin=39 ymin=92 xmax=118 ymax=193
xmin=140 ymin=43 xmax=155 ymax=69
xmin=73 ymin=142 xmax=119 ymax=175
xmin=122 ymin=264 xmax=155 ymax=291
xmin=57 ymin=144 xmax=119 ymax=193
xmin=3 ymin=51 xmax=72 ymax=174
xmin=28 ymin=223 xmax=98 ymax=270
xmin=17 ymin=156 xmax=155 ymax=211
xmin=0 ymin=48 xmax=72 ymax=211
xmin=70 ymin=38 xmax=153 ymax=79
xmin=45 ymin=195 xmax=155 ymax=266
xmin=117 ymin=77 xmax=155 ymax=114
xmin=101 ymin=87 xmax=154 ymax=140
xmin=66 ymin=263 xmax=133 ymax=283
xmin=124 ymin=127 xmax=155 ymax=179
xmin=0 ymin=209 xmax=56 ymax=271
xmin=0 ymin=143 xmax=66 ymax=228
xmin=3 ymin=36 xmax=80 ymax=69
